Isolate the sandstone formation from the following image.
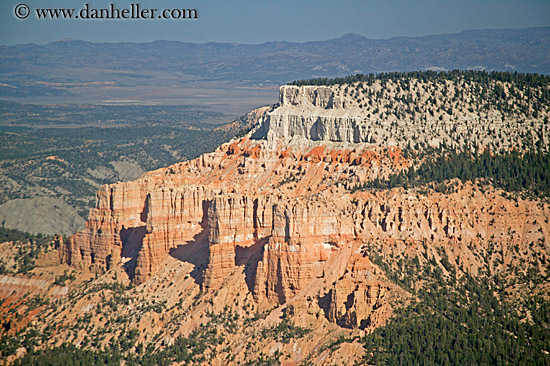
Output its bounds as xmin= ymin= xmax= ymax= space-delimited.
xmin=63 ymin=82 xmax=550 ymax=331
xmin=325 ymin=253 xmax=392 ymax=329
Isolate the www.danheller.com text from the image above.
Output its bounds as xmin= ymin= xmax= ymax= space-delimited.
xmin=19 ymin=3 xmax=198 ymax=20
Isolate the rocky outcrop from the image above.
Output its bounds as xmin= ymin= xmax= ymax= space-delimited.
xmin=252 ymin=85 xmax=368 ymax=144
xmin=324 ymin=253 xmax=393 ymax=329
xmin=64 ymin=181 xmax=148 ymax=273
xmin=63 ymin=131 xmax=404 ymax=286
xmin=203 ymin=194 xmax=255 ymax=288
xmin=63 ymin=180 xmax=212 ymax=283
xmin=254 ymin=198 xmax=354 ymax=303
xmin=252 ymin=82 xmax=549 ymax=152
xmin=64 ymin=83 xmax=550 ymax=330
xmin=134 ymin=185 xmax=211 ymax=283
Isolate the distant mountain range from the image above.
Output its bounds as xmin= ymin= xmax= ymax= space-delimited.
xmin=1 ymin=27 xmax=549 ymax=93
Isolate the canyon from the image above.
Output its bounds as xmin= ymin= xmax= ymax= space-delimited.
xmin=2 ymin=72 xmax=549 ymax=365
xmin=62 ymin=77 xmax=549 ymax=327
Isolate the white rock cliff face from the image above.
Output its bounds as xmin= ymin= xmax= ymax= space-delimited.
xmin=253 ymin=85 xmax=370 ymax=145
xmin=253 ymin=83 xmax=549 ymax=152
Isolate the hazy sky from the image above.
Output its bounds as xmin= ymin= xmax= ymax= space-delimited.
xmin=1 ymin=0 xmax=549 ymax=45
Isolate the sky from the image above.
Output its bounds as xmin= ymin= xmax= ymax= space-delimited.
xmin=0 ymin=0 xmax=549 ymax=45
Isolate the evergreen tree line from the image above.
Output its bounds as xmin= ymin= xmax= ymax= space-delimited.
xmin=289 ymin=70 xmax=550 ymax=90
xmin=0 ymin=227 xmax=54 ymax=274
xmin=0 ymin=227 xmax=48 ymax=244
xmin=362 ymin=250 xmax=550 ymax=365
xmin=289 ymin=70 xmax=550 ymax=113
xmin=10 ymin=344 xmax=120 ymax=366
xmin=353 ymin=149 xmax=550 ymax=199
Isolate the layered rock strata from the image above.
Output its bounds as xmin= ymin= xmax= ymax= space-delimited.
xmin=64 ymin=84 xmax=550 ymax=329
xmin=253 ymin=83 xmax=549 ymax=152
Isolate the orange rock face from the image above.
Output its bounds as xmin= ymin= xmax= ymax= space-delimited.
xmin=64 ymin=86 xmax=550 ymax=330
xmin=64 ymin=127 xmax=549 ymax=329
xmin=323 ymin=252 xmax=395 ymax=329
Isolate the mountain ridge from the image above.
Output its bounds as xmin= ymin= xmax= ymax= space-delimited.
xmin=12 ymin=25 xmax=549 ymax=47
xmin=2 ymin=27 xmax=549 ymax=91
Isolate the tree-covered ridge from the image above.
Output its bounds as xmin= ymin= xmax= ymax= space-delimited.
xmin=3 ymin=296 xmax=310 ymax=365
xmin=290 ymin=70 xmax=550 ymax=119
xmin=290 ymin=70 xmax=550 ymax=91
xmin=360 ymin=247 xmax=550 ymax=366
xmin=353 ymin=149 xmax=550 ymax=199
xmin=0 ymin=227 xmax=47 ymax=244
xmin=286 ymin=70 xmax=549 ymax=154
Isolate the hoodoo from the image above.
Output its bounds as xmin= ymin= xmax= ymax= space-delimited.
xmin=63 ymin=72 xmax=550 ymax=336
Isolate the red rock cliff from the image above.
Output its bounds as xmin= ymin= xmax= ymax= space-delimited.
xmin=64 ymin=85 xmax=550 ymax=329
